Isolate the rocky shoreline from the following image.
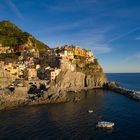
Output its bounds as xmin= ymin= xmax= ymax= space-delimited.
xmin=104 ymin=81 xmax=140 ymax=102
xmin=0 ymin=68 xmax=139 ymax=111
xmin=0 ymin=82 xmax=140 ymax=111
xmin=0 ymin=86 xmax=87 ymax=111
xmin=0 ymin=88 xmax=68 ymax=111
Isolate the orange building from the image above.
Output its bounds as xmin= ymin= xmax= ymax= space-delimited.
xmin=55 ymin=45 xmax=91 ymax=59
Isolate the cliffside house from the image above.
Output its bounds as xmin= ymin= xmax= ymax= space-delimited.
xmin=30 ymin=48 xmax=40 ymax=58
xmin=34 ymin=49 xmax=40 ymax=58
xmin=36 ymin=64 xmax=41 ymax=70
xmin=86 ymin=50 xmax=94 ymax=63
xmin=46 ymin=49 xmax=55 ymax=56
xmin=26 ymin=68 xmax=37 ymax=81
xmin=86 ymin=50 xmax=93 ymax=58
xmin=4 ymin=63 xmax=25 ymax=78
xmin=50 ymin=68 xmax=61 ymax=81
xmin=74 ymin=46 xmax=85 ymax=57
xmin=4 ymin=63 xmax=18 ymax=77
xmin=64 ymin=45 xmax=74 ymax=59
xmin=0 ymin=47 xmax=14 ymax=54
xmin=14 ymin=45 xmax=27 ymax=53
xmin=56 ymin=46 xmax=70 ymax=58
xmin=55 ymin=45 xmax=88 ymax=60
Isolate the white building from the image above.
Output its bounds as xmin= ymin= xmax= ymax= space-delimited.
xmin=50 ymin=68 xmax=61 ymax=81
xmin=86 ymin=50 xmax=94 ymax=58
xmin=59 ymin=49 xmax=68 ymax=57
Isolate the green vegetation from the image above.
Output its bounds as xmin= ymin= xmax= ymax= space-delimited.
xmin=0 ymin=20 xmax=49 ymax=50
xmin=94 ymin=59 xmax=99 ymax=65
xmin=0 ymin=53 xmax=19 ymax=61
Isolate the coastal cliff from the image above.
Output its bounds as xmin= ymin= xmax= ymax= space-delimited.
xmin=0 ymin=20 xmax=107 ymax=111
xmin=0 ymin=20 xmax=139 ymax=112
xmin=49 ymin=59 xmax=107 ymax=92
xmin=0 ymin=60 xmax=107 ymax=110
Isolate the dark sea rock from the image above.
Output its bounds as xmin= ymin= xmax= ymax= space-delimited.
xmin=104 ymin=81 xmax=140 ymax=102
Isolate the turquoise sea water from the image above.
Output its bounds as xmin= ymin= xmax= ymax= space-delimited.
xmin=0 ymin=73 xmax=140 ymax=140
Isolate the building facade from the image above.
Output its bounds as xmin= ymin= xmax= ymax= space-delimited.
xmin=50 ymin=68 xmax=61 ymax=81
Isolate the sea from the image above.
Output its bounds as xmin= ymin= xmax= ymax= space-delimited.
xmin=0 ymin=73 xmax=140 ymax=140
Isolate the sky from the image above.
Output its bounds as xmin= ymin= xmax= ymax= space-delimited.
xmin=0 ymin=0 xmax=140 ymax=73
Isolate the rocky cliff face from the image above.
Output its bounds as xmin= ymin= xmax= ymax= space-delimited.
xmin=56 ymin=71 xmax=85 ymax=90
xmin=0 ymin=69 xmax=14 ymax=88
xmin=51 ymin=60 xmax=107 ymax=92
xmin=0 ymin=60 xmax=106 ymax=111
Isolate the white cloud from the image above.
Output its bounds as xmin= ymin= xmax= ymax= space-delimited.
xmin=124 ymin=52 xmax=140 ymax=62
xmin=5 ymin=0 xmax=24 ymax=20
xmin=34 ymin=17 xmax=113 ymax=54
xmin=48 ymin=0 xmax=97 ymax=12
xmin=135 ymin=36 xmax=140 ymax=40
xmin=49 ymin=18 xmax=93 ymax=32
xmin=107 ymin=26 xmax=140 ymax=43
xmin=76 ymin=30 xmax=112 ymax=54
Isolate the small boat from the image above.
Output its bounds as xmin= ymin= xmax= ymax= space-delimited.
xmin=96 ymin=121 xmax=114 ymax=128
xmin=88 ymin=110 xmax=93 ymax=113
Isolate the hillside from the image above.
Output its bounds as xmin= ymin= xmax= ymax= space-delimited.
xmin=0 ymin=20 xmax=49 ymax=51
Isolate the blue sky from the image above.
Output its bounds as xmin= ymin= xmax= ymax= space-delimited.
xmin=0 ymin=0 xmax=140 ymax=73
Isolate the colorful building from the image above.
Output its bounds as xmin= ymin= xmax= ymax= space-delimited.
xmin=72 ymin=46 xmax=86 ymax=57
xmin=55 ymin=45 xmax=93 ymax=61
xmin=27 ymin=68 xmax=37 ymax=80
xmin=0 ymin=47 xmax=14 ymax=54
xmin=86 ymin=50 xmax=93 ymax=58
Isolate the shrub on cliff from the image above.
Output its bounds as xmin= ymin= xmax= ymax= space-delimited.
xmin=94 ymin=59 xmax=99 ymax=65
xmin=0 ymin=53 xmax=19 ymax=60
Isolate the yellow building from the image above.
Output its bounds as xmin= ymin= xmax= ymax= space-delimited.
xmin=74 ymin=46 xmax=80 ymax=56
xmin=27 ymin=68 xmax=37 ymax=80
xmin=0 ymin=47 xmax=14 ymax=53
xmin=86 ymin=50 xmax=94 ymax=63
xmin=56 ymin=45 xmax=89 ymax=59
